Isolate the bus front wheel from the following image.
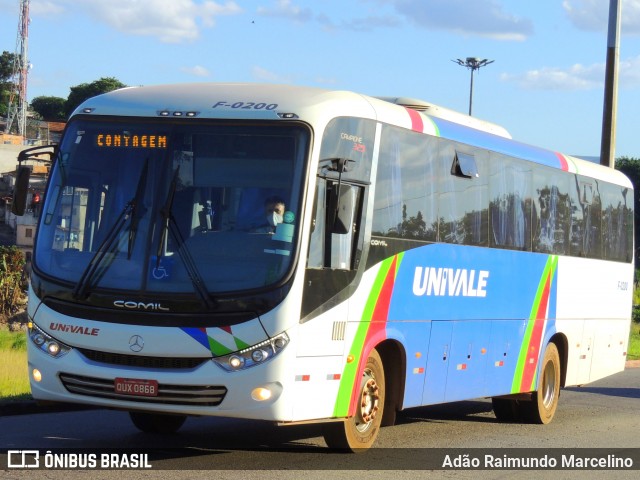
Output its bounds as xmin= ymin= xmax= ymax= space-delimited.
xmin=129 ymin=411 xmax=187 ymax=434
xmin=323 ymin=348 xmax=386 ymax=452
xmin=525 ymin=342 xmax=561 ymax=424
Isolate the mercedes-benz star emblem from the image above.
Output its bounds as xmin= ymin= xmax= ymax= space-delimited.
xmin=129 ymin=335 xmax=144 ymax=352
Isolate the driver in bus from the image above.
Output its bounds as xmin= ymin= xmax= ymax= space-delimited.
xmin=256 ymin=195 xmax=285 ymax=233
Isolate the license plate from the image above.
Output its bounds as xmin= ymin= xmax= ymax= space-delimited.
xmin=114 ymin=377 xmax=159 ymax=397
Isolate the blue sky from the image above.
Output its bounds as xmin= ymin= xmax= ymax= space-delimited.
xmin=1 ymin=0 xmax=639 ymax=158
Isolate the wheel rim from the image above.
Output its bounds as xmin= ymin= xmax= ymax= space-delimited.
xmin=541 ymin=359 xmax=557 ymax=409
xmin=355 ymin=367 xmax=380 ymax=433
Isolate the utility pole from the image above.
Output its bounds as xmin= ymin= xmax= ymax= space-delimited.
xmin=600 ymin=0 xmax=621 ymax=168
xmin=452 ymin=57 xmax=494 ymax=116
xmin=5 ymin=0 xmax=31 ymax=140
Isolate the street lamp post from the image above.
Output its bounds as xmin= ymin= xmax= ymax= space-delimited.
xmin=453 ymin=57 xmax=494 ymax=116
xmin=600 ymin=0 xmax=621 ymax=168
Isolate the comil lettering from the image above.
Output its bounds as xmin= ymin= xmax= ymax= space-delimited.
xmin=413 ymin=266 xmax=489 ymax=297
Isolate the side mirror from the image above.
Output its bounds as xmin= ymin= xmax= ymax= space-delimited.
xmin=11 ymin=166 xmax=31 ymax=216
xmin=329 ymin=184 xmax=355 ymax=234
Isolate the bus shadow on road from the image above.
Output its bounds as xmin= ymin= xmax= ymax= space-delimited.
xmin=395 ymin=399 xmax=495 ymax=425
xmin=124 ymin=415 xmax=327 ymax=452
xmin=564 ymin=386 xmax=640 ymax=399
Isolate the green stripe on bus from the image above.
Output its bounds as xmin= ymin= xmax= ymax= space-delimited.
xmin=425 ymin=116 xmax=440 ymax=137
xmin=511 ymin=255 xmax=557 ymax=392
xmin=332 ymin=255 xmax=396 ymax=417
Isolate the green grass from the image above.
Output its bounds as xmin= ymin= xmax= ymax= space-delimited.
xmin=0 ymin=328 xmax=31 ymax=400
xmin=628 ymin=321 xmax=640 ymax=361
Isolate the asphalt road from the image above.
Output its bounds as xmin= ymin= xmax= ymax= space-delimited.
xmin=1 ymin=366 xmax=639 ymax=479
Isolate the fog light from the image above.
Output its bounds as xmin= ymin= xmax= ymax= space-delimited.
xmin=32 ymin=369 xmax=42 ymax=382
xmin=251 ymin=387 xmax=272 ymax=401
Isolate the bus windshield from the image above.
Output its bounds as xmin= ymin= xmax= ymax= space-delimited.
xmin=34 ymin=119 xmax=309 ymax=296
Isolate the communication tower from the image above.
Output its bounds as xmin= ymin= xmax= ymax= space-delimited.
xmin=5 ymin=0 xmax=30 ymax=139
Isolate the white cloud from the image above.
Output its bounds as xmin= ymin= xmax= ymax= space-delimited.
xmin=387 ymin=0 xmax=533 ymax=41
xmin=501 ymin=64 xmax=603 ymax=90
xmin=181 ymin=65 xmax=211 ymax=77
xmin=251 ymin=66 xmax=292 ymax=83
xmin=563 ymin=0 xmax=640 ymax=34
xmin=257 ymin=0 xmax=399 ymax=32
xmin=29 ymin=0 xmax=243 ymax=43
xmin=30 ymin=1 xmax=65 ymax=16
xmin=501 ymin=55 xmax=640 ymax=90
xmin=257 ymin=0 xmax=312 ymax=23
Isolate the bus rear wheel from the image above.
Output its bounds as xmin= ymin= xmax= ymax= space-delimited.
xmin=129 ymin=411 xmax=187 ymax=434
xmin=323 ymin=348 xmax=385 ymax=452
xmin=525 ymin=342 xmax=561 ymax=424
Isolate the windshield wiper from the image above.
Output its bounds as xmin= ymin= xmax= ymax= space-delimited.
xmin=72 ymin=160 xmax=149 ymax=300
xmin=156 ymin=166 xmax=215 ymax=309
xmin=128 ymin=158 xmax=149 ymax=258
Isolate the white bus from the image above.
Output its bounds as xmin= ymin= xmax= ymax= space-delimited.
xmin=21 ymin=83 xmax=633 ymax=450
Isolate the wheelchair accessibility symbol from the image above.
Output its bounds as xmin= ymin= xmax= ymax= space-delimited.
xmin=152 ymin=266 xmax=169 ymax=280
xmin=150 ymin=256 xmax=172 ymax=281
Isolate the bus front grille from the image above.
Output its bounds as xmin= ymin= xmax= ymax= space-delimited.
xmin=59 ymin=373 xmax=227 ymax=407
xmin=77 ymin=348 xmax=210 ymax=370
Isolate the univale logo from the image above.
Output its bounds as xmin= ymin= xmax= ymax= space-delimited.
xmin=412 ymin=266 xmax=489 ymax=297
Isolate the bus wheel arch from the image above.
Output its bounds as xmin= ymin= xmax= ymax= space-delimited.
xmin=549 ymin=333 xmax=568 ymax=388
xmin=323 ymin=347 xmax=387 ymax=451
xmin=375 ymin=339 xmax=406 ymax=427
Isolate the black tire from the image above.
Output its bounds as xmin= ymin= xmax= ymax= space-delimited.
xmin=524 ymin=342 xmax=561 ymax=424
xmin=323 ymin=348 xmax=385 ymax=452
xmin=129 ymin=411 xmax=187 ymax=434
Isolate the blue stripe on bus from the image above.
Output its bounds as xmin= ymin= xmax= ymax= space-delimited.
xmin=380 ymin=243 xmax=558 ymax=407
xmin=430 ymin=117 xmax=565 ymax=170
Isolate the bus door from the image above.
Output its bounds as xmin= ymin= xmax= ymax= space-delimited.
xmin=422 ymin=321 xmax=452 ymax=405
xmin=443 ymin=320 xmax=490 ymax=402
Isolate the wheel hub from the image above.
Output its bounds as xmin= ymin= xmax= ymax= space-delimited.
xmin=356 ymin=370 xmax=380 ymax=431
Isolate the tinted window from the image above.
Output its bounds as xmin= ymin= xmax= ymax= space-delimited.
xmin=569 ymin=176 xmax=602 ymax=258
xmin=373 ymin=125 xmax=438 ymax=242
xmin=532 ymin=167 xmax=570 ymax=254
xmin=489 ymin=154 xmax=532 ymax=250
xmin=601 ymin=182 xmax=633 ymax=262
xmin=438 ymin=142 xmax=488 ymax=246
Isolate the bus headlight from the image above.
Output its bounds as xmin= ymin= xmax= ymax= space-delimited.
xmin=213 ymin=332 xmax=289 ymax=372
xmin=28 ymin=322 xmax=71 ymax=359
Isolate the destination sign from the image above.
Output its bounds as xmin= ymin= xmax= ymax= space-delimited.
xmin=96 ymin=134 xmax=167 ymax=148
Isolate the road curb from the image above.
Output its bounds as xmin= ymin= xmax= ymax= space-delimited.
xmin=625 ymin=359 xmax=640 ymax=368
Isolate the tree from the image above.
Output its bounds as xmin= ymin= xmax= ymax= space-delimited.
xmin=64 ymin=77 xmax=127 ymax=117
xmin=31 ymin=96 xmax=66 ymax=121
xmin=0 ymin=246 xmax=26 ymax=320
xmin=615 ymin=156 xmax=640 ymax=265
xmin=0 ymin=51 xmax=15 ymax=81
xmin=0 ymin=51 xmax=18 ymax=117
